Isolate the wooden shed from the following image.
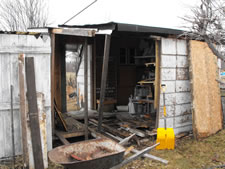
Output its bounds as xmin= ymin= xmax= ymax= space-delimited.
xmin=0 ymin=22 xmax=223 ymax=161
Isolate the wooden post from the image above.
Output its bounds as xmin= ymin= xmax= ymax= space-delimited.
xmin=18 ymin=54 xmax=29 ymax=168
xmin=84 ymin=38 xmax=89 ymax=140
xmin=98 ymin=35 xmax=111 ymax=131
xmin=25 ymin=57 xmax=44 ymax=169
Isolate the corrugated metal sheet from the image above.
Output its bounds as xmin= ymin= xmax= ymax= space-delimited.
xmin=0 ymin=34 xmax=51 ymax=158
xmin=159 ymin=38 xmax=192 ymax=135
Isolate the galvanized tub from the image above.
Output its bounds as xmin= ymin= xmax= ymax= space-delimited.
xmin=48 ymin=138 xmax=125 ymax=169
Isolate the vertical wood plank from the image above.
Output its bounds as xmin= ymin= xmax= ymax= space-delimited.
xmin=84 ymin=38 xmax=89 ymax=140
xmin=18 ymin=54 xmax=29 ymax=167
xmin=51 ymin=33 xmax=55 ymax=135
xmin=155 ymin=40 xmax=161 ymax=128
xmin=25 ymin=57 xmax=44 ymax=169
xmin=98 ymin=35 xmax=111 ymax=131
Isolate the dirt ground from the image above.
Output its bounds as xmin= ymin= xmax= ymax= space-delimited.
xmin=1 ymin=129 xmax=225 ymax=169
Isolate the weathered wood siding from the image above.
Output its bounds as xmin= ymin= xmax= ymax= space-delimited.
xmin=158 ymin=38 xmax=192 ymax=135
xmin=0 ymin=34 xmax=51 ymax=158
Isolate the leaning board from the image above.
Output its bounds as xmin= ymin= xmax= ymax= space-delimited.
xmin=189 ymin=40 xmax=223 ymax=139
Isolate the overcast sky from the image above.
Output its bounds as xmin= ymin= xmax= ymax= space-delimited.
xmin=48 ymin=0 xmax=200 ymax=30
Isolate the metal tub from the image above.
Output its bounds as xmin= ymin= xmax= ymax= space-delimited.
xmin=48 ymin=138 xmax=125 ymax=169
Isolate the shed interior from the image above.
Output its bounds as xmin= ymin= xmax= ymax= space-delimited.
xmin=51 ymin=28 xmax=163 ymax=145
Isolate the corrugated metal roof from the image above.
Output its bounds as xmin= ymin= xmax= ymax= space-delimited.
xmin=59 ymin=22 xmax=183 ymax=35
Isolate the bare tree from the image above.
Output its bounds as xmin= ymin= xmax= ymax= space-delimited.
xmin=182 ymin=0 xmax=225 ymax=60
xmin=0 ymin=0 xmax=49 ymax=31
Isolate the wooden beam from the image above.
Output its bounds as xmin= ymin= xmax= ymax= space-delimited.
xmin=18 ymin=54 xmax=29 ymax=168
xmin=98 ymin=35 xmax=111 ymax=131
xmin=155 ymin=40 xmax=161 ymax=128
xmin=55 ymin=131 xmax=70 ymax=145
xmin=57 ymin=131 xmax=85 ymax=138
xmin=52 ymin=28 xmax=96 ymax=37
xmin=84 ymin=38 xmax=89 ymax=140
xmin=25 ymin=57 xmax=44 ymax=169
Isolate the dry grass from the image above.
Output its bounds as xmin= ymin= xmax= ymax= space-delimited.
xmin=123 ymin=129 xmax=225 ymax=169
xmin=1 ymin=130 xmax=225 ymax=169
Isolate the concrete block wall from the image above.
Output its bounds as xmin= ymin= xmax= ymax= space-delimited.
xmin=158 ymin=38 xmax=192 ymax=135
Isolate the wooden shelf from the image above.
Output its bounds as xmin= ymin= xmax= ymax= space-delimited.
xmin=134 ymin=55 xmax=155 ymax=59
xmin=137 ymin=80 xmax=155 ymax=85
xmin=145 ymin=62 xmax=155 ymax=67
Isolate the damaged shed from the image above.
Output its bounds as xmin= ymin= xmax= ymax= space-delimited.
xmin=0 ymin=22 xmax=223 ymax=162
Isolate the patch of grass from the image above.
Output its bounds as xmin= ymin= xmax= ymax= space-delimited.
xmin=123 ymin=129 xmax=225 ymax=169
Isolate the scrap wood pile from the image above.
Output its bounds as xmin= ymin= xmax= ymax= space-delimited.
xmin=88 ymin=114 xmax=157 ymax=146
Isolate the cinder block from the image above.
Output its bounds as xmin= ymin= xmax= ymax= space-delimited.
xmin=175 ymin=104 xmax=192 ymax=116
xmin=176 ymin=68 xmax=189 ymax=80
xmin=158 ymin=117 xmax=174 ymax=128
xmin=161 ymin=81 xmax=176 ymax=93
xmin=174 ymin=114 xmax=192 ymax=128
xmin=161 ymin=38 xmax=176 ymax=55
xmin=161 ymin=55 xmax=176 ymax=68
xmin=177 ymin=39 xmax=187 ymax=55
xmin=160 ymin=93 xmax=176 ymax=106
xmin=177 ymin=56 xmax=188 ymax=68
xmin=159 ymin=105 xmax=175 ymax=117
xmin=176 ymin=80 xmax=191 ymax=92
xmin=176 ymin=92 xmax=191 ymax=104
xmin=161 ymin=68 xmax=176 ymax=80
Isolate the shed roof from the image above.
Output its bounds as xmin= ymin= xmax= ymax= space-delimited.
xmin=59 ymin=22 xmax=183 ymax=36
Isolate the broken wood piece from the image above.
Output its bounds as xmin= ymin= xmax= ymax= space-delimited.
xmin=120 ymin=126 xmax=146 ymax=137
xmin=119 ymin=133 xmax=136 ymax=145
xmin=55 ymin=131 xmax=70 ymax=145
xmin=108 ymin=133 xmax=168 ymax=164
xmin=18 ymin=54 xmax=29 ymax=167
xmin=124 ymin=146 xmax=134 ymax=156
xmin=54 ymin=100 xmax=68 ymax=131
xmin=111 ymin=143 xmax=159 ymax=169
